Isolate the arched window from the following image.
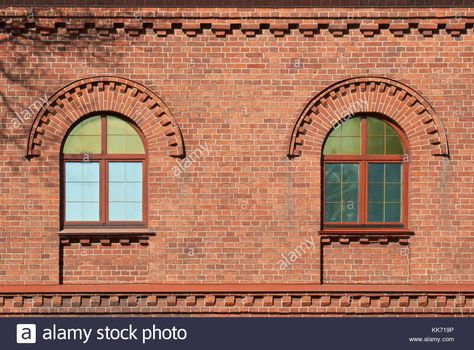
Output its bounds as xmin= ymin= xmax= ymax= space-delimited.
xmin=61 ymin=114 xmax=147 ymax=227
xmin=322 ymin=115 xmax=408 ymax=228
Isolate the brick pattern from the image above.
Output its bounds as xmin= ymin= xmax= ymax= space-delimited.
xmin=322 ymin=242 xmax=410 ymax=284
xmin=62 ymin=242 xmax=149 ymax=284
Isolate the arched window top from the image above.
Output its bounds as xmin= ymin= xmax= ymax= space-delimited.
xmin=323 ymin=116 xmax=404 ymax=156
xmin=63 ymin=114 xmax=145 ymax=155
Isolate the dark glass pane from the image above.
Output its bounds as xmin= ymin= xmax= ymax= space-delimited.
xmin=342 ymin=163 xmax=358 ymax=182
xmin=368 ymin=202 xmax=384 ymax=222
xmin=367 ymin=117 xmax=385 ymax=136
xmin=385 ymin=203 xmax=401 ymax=222
xmin=367 ymin=135 xmax=384 ymax=154
xmin=386 ymin=135 xmax=404 ymax=154
xmin=342 ymin=202 xmax=358 ymax=222
xmin=342 ymin=182 xmax=358 ymax=203
xmin=368 ymin=163 xmax=384 ymax=182
xmin=368 ymin=183 xmax=384 ymax=202
xmin=325 ymin=163 xmax=341 ymax=183
xmin=368 ymin=163 xmax=402 ymax=223
xmin=325 ymin=182 xmax=341 ymax=202
xmin=385 ymin=183 xmax=401 ymax=203
xmin=325 ymin=203 xmax=341 ymax=222
xmin=325 ymin=163 xmax=359 ymax=223
xmin=386 ymin=163 xmax=401 ymax=182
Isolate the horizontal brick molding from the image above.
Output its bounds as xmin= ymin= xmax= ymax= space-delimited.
xmin=288 ymin=76 xmax=449 ymax=158
xmin=0 ymin=284 xmax=472 ymax=315
xmin=1 ymin=9 xmax=474 ymax=39
xmin=26 ymin=76 xmax=185 ymax=159
xmin=1 ymin=1 xmax=473 ymax=7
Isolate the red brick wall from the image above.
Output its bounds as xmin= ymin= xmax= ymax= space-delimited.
xmin=322 ymin=242 xmax=409 ymax=284
xmin=0 ymin=7 xmax=473 ymax=295
xmin=61 ymin=243 xmax=149 ymax=284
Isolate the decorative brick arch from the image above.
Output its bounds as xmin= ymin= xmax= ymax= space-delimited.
xmin=288 ymin=77 xmax=449 ymax=158
xmin=26 ymin=76 xmax=185 ymax=159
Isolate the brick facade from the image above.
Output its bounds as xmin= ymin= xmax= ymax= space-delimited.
xmin=0 ymin=5 xmax=473 ymax=316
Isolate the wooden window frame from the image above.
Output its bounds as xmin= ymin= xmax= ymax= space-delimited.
xmin=321 ymin=115 xmax=409 ymax=231
xmin=60 ymin=112 xmax=148 ymax=229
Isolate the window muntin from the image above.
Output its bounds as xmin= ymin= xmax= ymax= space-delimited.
xmin=322 ymin=116 xmax=407 ymax=227
xmin=62 ymin=114 xmax=146 ymax=226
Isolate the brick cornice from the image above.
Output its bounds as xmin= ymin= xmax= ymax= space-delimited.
xmin=0 ymin=8 xmax=474 ymax=38
xmin=288 ymin=76 xmax=449 ymax=158
xmin=26 ymin=76 xmax=185 ymax=159
xmin=0 ymin=284 xmax=472 ymax=315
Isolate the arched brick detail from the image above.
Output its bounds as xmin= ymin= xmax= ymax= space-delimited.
xmin=26 ymin=76 xmax=185 ymax=159
xmin=288 ymin=77 xmax=449 ymax=158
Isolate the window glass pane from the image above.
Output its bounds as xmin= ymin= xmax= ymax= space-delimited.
xmin=325 ymin=203 xmax=341 ymax=222
xmin=341 ymin=118 xmax=361 ymax=136
xmin=368 ymin=163 xmax=402 ymax=223
xmin=323 ymin=136 xmax=341 ymax=155
xmin=341 ymin=136 xmax=361 ymax=154
xmin=108 ymin=162 xmax=142 ymax=221
xmin=65 ymin=162 xmax=100 ymax=221
xmin=386 ymin=136 xmax=404 ymax=154
xmin=324 ymin=163 xmax=358 ymax=222
xmin=107 ymin=116 xmax=145 ymax=154
xmin=63 ymin=116 xmax=101 ymax=154
xmin=367 ymin=117 xmax=385 ymax=136
xmin=367 ymin=117 xmax=404 ymax=155
xmin=323 ymin=117 xmax=361 ymax=155
xmin=367 ymin=136 xmax=384 ymax=154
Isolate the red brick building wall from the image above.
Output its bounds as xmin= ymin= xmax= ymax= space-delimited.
xmin=0 ymin=5 xmax=473 ymax=315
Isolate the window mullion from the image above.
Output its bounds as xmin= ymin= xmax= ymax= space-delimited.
xmin=360 ymin=160 xmax=367 ymax=225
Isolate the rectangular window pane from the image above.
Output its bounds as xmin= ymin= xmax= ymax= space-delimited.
xmin=368 ymin=163 xmax=402 ymax=223
xmin=325 ymin=163 xmax=358 ymax=223
xmin=108 ymin=162 xmax=142 ymax=221
xmin=65 ymin=162 xmax=100 ymax=221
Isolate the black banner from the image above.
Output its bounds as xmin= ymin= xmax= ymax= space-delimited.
xmin=3 ymin=317 xmax=473 ymax=349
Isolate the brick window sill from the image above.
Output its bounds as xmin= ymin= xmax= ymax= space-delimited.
xmin=319 ymin=228 xmax=414 ymax=243
xmin=59 ymin=228 xmax=155 ymax=237
xmin=59 ymin=228 xmax=155 ymax=245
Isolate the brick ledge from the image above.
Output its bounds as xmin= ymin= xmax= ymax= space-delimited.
xmin=1 ymin=284 xmax=472 ymax=315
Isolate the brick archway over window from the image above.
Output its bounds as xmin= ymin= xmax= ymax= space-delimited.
xmin=288 ymin=77 xmax=449 ymax=158
xmin=26 ymin=76 xmax=185 ymax=159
